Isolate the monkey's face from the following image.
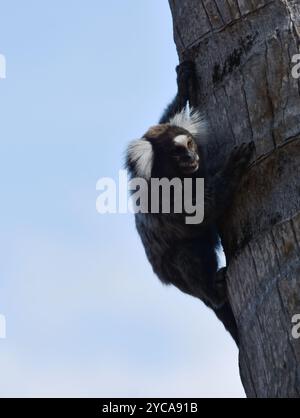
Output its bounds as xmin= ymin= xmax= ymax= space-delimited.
xmin=172 ymin=134 xmax=200 ymax=175
xmin=138 ymin=124 xmax=202 ymax=179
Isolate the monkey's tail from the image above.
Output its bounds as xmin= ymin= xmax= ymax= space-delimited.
xmin=213 ymin=302 xmax=239 ymax=346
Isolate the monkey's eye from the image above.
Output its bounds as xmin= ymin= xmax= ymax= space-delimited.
xmin=187 ymin=139 xmax=193 ymax=149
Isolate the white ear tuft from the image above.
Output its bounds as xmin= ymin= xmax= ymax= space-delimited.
xmin=169 ymin=107 xmax=207 ymax=139
xmin=127 ymin=139 xmax=153 ymax=179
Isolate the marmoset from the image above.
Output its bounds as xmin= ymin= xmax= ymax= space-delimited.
xmin=125 ymin=62 xmax=254 ymax=344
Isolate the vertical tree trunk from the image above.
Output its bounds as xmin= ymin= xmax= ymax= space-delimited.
xmin=168 ymin=0 xmax=300 ymax=397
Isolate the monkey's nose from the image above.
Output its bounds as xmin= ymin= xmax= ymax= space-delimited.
xmin=185 ymin=152 xmax=194 ymax=162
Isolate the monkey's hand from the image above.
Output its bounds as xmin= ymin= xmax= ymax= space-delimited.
xmin=176 ymin=61 xmax=198 ymax=109
xmin=159 ymin=61 xmax=199 ymax=123
xmin=224 ymin=141 xmax=255 ymax=182
xmin=202 ymin=142 xmax=255 ymax=225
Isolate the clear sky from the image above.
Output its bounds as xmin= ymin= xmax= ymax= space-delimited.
xmin=0 ymin=0 xmax=244 ymax=397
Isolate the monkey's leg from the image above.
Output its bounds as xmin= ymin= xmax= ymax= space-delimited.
xmin=213 ymin=267 xmax=239 ymax=344
xmin=159 ymin=61 xmax=198 ymax=123
xmin=166 ymin=246 xmax=238 ymax=343
xmin=173 ymin=246 xmax=228 ymax=309
xmin=213 ymin=302 xmax=239 ymax=345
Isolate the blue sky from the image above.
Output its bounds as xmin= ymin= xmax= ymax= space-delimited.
xmin=0 ymin=0 xmax=244 ymax=397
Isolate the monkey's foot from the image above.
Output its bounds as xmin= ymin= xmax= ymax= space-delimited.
xmin=212 ymin=267 xmax=228 ymax=309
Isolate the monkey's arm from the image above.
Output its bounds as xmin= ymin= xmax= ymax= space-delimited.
xmin=202 ymin=142 xmax=254 ymax=225
xmin=159 ymin=61 xmax=198 ymax=124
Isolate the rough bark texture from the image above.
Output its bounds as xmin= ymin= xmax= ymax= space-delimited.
xmin=168 ymin=0 xmax=300 ymax=398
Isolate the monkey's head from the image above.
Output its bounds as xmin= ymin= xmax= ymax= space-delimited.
xmin=126 ymin=108 xmax=207 ymax=179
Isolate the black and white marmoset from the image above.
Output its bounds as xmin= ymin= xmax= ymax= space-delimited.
xmin=125 ymin=62 xmax=254 ymax=344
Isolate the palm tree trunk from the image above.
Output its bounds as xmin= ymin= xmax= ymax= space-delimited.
xmin=168 ymin=0 xmax=300 ymax=397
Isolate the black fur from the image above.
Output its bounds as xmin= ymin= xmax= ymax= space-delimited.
xmin=126 ymin=62 xmax=254 ymax=345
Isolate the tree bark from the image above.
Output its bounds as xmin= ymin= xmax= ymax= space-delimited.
xmin=168 ymin=0 xmax=300 ymax=398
